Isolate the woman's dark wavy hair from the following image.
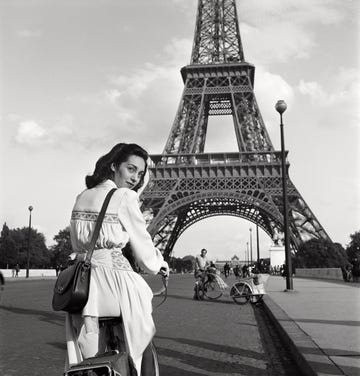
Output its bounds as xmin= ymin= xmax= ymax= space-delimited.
xmin=85 ymin=143 xmax=149 ymax=190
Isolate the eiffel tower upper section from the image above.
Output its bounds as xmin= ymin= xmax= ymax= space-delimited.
xmin=163 ymin=0 xmax=273 ymax=156
xmin=142 ymin=0 xmax=331 ymax=257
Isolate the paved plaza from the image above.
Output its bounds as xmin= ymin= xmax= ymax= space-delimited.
xmin=0 ymin=274 xmax=296 ymax=376
xmin=0 ymin=274 xmax=359 ymax=376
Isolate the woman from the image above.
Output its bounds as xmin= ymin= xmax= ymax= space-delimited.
xmin=65 ymin=143 xmax=169 ymax=375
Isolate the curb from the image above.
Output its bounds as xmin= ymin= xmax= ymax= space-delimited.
xmin=262 ymin=295 xmax=345 ymax=376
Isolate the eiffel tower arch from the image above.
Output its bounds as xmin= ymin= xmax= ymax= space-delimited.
xmin=141 ymin=0 xmax=331 ymax=258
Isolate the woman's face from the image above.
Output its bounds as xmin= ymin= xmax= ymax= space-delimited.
xmin=112 ymin=155 xmax=146 ymax=190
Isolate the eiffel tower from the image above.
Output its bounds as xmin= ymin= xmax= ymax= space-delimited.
xmin=141 ymin=0 xmax=331 ymax=258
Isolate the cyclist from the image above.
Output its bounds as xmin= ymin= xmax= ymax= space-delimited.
xmin=193 ymin=248 xmax=210 ymax=299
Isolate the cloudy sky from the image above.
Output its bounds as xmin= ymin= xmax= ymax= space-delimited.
xmin=1 ymin=0 xmax=359 ymax=262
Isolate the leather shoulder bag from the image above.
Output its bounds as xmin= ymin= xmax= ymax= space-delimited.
xmin=52 ymin=188 xmax=117 ymax=313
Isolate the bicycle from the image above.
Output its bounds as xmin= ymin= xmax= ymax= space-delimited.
xmin=196 ymin=268 xmax=227 ymax=301
xmin=64 ymin=270 xmax=169 ymax=376
xmin=196 ymin=269 xmax=267 ymax=305
xmin=230 ymin=275 xmax=267 ymax=305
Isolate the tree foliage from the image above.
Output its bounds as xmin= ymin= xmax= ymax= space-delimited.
xmin=346 ymin=231 xmax=360 ymax=277
xmin=0 ymin=223 xmax=17 ymax=268
xmin=169 ymin=256 xmax=194 ymax=273
xmin=49 ymin=227 xmax=73 ymax=268
xmin=0 ymin=223 xmax=50 ymax=268
xmin=294 ymin=238 xmax=348 ymax=268
xmin=346 ymin=231 xmax=360 ymax=261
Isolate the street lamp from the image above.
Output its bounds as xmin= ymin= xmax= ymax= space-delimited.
xmin=249 ymin=227 xmax=253 ymax=266
xmin=275 ymin=100 xmax=293 ymax=290
xmin=256 ymin=224 xmax=260 ymax=266
xmin=246 ymin=242 xmax=249 ymax=266
xmin=26 ymin=205 xmax=33 ymax=278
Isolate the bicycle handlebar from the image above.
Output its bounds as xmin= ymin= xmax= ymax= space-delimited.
xmin=153 ymin=271 xmax=169 ymax=297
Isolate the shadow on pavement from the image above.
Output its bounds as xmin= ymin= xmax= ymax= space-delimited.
xmin=0 ymin=304 xmax=64 ymax=326
xmin=159 ymin=364 xmax=205 ymax=376
xmin=156 ymin=335 xmax=267 ymax=375
xmin=166 ymin=293 xmax=237 ymax=305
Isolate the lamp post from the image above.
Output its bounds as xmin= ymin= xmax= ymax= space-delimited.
xmin=246 ymin=242 xmax=249 ymax=266
xmin=249 ymin=227 xmax=253 ymax=266
xmin=26 ymin=205 xmax=33 ymax=278
xmin=275 ymin=100 xmax=293 ymax=290
xmin=256 ymin=224 xmax=260 ymax=266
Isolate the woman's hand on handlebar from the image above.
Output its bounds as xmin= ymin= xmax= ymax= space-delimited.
xmin=159 ymin=261 xmax=169 ymax=278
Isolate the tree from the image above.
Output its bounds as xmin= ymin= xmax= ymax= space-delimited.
xmin=346 ymin=231 xmax=360 ymax=261
xmin=294 ymin=238 xmax=348 ymax=268
xmin=49 ymin=227 xmax=72 ymax=269
xmin=0 ymin=223 xmax=17 ymax=268
xmin=11 ymin=227 xmax=51 ymax=268
xmin=0 ymin=223 xmax=50 ymax=268
xmin=346 ymin=231 xmax=360 ymax=278
xmin=168 ymin=256 xmax=194 ymax=273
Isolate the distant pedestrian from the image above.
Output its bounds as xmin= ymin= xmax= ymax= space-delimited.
xmin=345 ymin=265 xmax=353 ymax=282
xmin=0 ymin=271 xmax=5 ymax=302
xmin=233 ymin=265 xmax=240 ymax=278
xmin=242 ymin=264 xmax=249 ymax=278
xmin=0 ymin=271 xmax=4 ymax=287
xmin=223 ymin=262 xmax=230 ymax=278
xmin=12 ymin=266 xmax=16 ymax=278
xmin=15 ymin=264 xmax=20 ymax=277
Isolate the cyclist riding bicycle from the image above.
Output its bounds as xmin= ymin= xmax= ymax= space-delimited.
xmin=193 ymin=248 xmax=210 ymax=299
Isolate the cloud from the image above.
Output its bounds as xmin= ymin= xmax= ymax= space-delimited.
xmin=297 ymin=67 xmax=360 ymax=128
xmin=254 ymin=66 xmax=295 ymax=130
xmin=241 ymin=22 xmax=315 ymax=64
xmin=241 ymin=0 xmax=346 ymax=25
xmin=62 ymin=38 xmax=192 ymax=148
xmin=14 ymin=115 xmax=74 ymax=146
xmin=109 ymin=38 xmax=191 ymax=100
xmin=95 ymin=38 xmax=193 ymax=150
xmin=16 ymin=29 xmax=42 ymax=38
xmin=298 ymin=67 xmax=359 ymax=106
xmin=15 ymin=120 xmax=48 ymax=144
xmin=105 ymin=89 xmax=123 ymax=105
xmin=239 ymin=0 xmax=348 ymax=64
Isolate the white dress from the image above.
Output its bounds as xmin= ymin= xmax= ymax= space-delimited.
xmin=65 ymin=179 xmax=165 ymax=372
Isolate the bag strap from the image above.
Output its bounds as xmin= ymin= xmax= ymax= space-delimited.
xmin=84 ymin=188 xmax=117 ymax=265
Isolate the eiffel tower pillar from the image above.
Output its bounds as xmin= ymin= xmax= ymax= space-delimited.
xmin=141 ymin=0 xmax=331 ymax=259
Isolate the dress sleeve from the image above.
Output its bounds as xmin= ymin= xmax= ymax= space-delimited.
xmin=118 ymin=189 xmax=165 ymax=275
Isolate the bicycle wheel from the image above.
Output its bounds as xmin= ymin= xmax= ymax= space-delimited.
xmin=203 ymin=280 xmax=223 ymax=300
xmin=230 ymin=282 xmax=251 ymax=305
xmin=249 ymin=294 xmax=263 ymax=304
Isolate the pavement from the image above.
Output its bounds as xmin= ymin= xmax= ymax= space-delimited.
xmin=3 ymin=274 xmax=360 ymax=376
xmin=263 ymin=276 xmax=360 ymax=376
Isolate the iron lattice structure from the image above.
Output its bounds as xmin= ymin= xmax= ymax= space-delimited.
xmin=141 ymin=0 xmax=330 ymax=258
